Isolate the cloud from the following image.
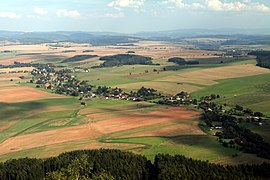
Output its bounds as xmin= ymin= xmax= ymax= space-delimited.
xmin=206 ymin=0 xmax=270 ymax=12
xmin=33 ymin=7 xmax=47 ymax=15
xmin=162 ymin=0 xmax=205 ymax=9
xmin=0 ymin=12 xmax=21 ymax=19
xmin=56 ymin=9 xmax=80 ymax=18
xmin=108 ymin=0 xmax=145 ymax=9
xmin=161 ymin=0 xmax=270 ymax=12
xmin=104 ymin=12 xmax=125 ymax=18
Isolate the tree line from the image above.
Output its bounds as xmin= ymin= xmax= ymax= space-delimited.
xmin=0 ymin=149 xmax=269 ymax=180
xmin=248 ymin=51 xmax=270 ymax=69
xmin=200 ymin=101 xmax=270 ymax=159
xmin=168 ymin=57 xmax=199 ymax=65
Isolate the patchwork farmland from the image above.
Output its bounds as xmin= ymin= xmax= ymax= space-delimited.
xmin=0 ymin=40 xmax=269 ymax=167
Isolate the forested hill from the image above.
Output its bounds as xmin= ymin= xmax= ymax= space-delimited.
xmin=248 ymin=51 xmax=270 ymax=69
xmin=62 ymin=55 xmax=98 ymax=63
xmin=93 ymin=54 xmax=153 ymax=68
xmin=0 ymin=149 xmax=269 ymax=180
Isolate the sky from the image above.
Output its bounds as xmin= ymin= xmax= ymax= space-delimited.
xmin=0 ymin=0 xmax=270 ymax=33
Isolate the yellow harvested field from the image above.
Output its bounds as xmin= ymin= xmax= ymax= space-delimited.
xmin=0 ymin=86 xmax=63 ymax=102
xmin=0 ymin=67 xmax=33 ymax=81
xmin=0 ymin=45 xmax=49 ymax=52
xmin=0 ymin=67 xmax=33 ymax=73
xmin=158 ymin=64 xmax=270 ymax=85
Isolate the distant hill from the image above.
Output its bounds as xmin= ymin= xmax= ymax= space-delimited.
xmin=1 ymin=29 xmax=270 ymax=47
xmin=0 ymin=31 xmax=141 ymax=46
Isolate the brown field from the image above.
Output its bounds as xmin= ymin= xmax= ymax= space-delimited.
xmin=0 ymin=107 xmax=200 ymax=156
xmin=158 ymin=64 xmax=270 ymax=85
xmin=0 ymin=86 xmax=63 ymax=102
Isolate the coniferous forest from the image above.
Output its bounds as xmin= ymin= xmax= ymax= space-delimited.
xmin=248 ymin=51 xmax=270 ymax=69
xmin=0 ymin=149 xmax=269 ymax=180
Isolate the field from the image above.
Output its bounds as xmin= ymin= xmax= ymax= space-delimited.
xmin=0 ymin=98 xmax=243 ymax=163
xmin=0 ymin=41 xmax=270 ymax=165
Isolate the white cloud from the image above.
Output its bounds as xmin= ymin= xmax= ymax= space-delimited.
xmin=56 ymin=9 xmax=80 ymax=18
xmin=249 ymin=2 xmax=270 ymax=12
xmin=206 ymin=0 xmax=270 ymax=12
xmin=33 ymin=7 xmax=47 ymax=15
xmin=104 ymin=12 xmax=125 ymax=18
xmin=162 ymin=0 xmax=186 ymax=8
xmin=0 ymin=12 xmax=21 ymax=19
xmin=161 ymin=0 xmax=270 ymax=12
xmin=162 ymin=0 xmax=205 ymax=9
xmin=108 ymin=0 xmax=145 ymax=9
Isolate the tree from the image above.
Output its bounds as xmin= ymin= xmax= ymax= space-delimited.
xmin=46 ymin=154 xmax=94 ymax=180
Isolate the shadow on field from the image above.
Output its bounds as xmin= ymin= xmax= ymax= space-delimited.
xmin=169 ymin=135 xmax=208 ymax=145
xmin=163 ymin=64 xmax=223 ymax=71
xmin=0 ymin=101 xmax=46 ymax=120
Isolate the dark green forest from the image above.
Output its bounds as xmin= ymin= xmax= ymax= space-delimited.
xmin=0 ymin=149 xmax=269 ymax=180
xmin=168 ymin=57 xmax=199 ymax=65
xmin=94 ymin=54 xmax=153 ymax=68
xmin=248 ymin=51 xmax=270 ymax=69
xmin=62 ymin=55 xmax=98 ymax=63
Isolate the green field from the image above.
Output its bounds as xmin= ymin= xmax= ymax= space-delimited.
xmin=107 ymin=135 xmax=238 ymax=162
xmin=191 ymin=73 xmax=270 ymax=143
xmin=0 ymin=98 xmax=82 ymax=143
xmin=191 ymin=73 xmax=270 ymax=116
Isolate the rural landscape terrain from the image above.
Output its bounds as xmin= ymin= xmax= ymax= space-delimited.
xmin=0 ymin=31 xmax=270 ymax=168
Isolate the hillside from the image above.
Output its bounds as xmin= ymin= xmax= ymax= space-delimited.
xmin=62 ymin=55 xmax=98 ymax=63
xmin=94 ymin=54 xmax=153 ymax=68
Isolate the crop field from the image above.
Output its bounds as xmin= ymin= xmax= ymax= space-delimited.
xmin=158 ymin=64 xmax=269 ymax=85
xmin=0 ymin=85 xmax=63 ymax=102
xmin=0 ymin=98 xmax=250 ymax=164
xmin=0 ymin=42 xmax=270 ymax=165
xmin=0 ymin=99 xmax=205 ymax=160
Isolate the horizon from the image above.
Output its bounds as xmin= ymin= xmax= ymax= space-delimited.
xmin=0 ymin=0 xmax=270 ymax=33
xmin=1 ymin=27 xmax=270 ymax=35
